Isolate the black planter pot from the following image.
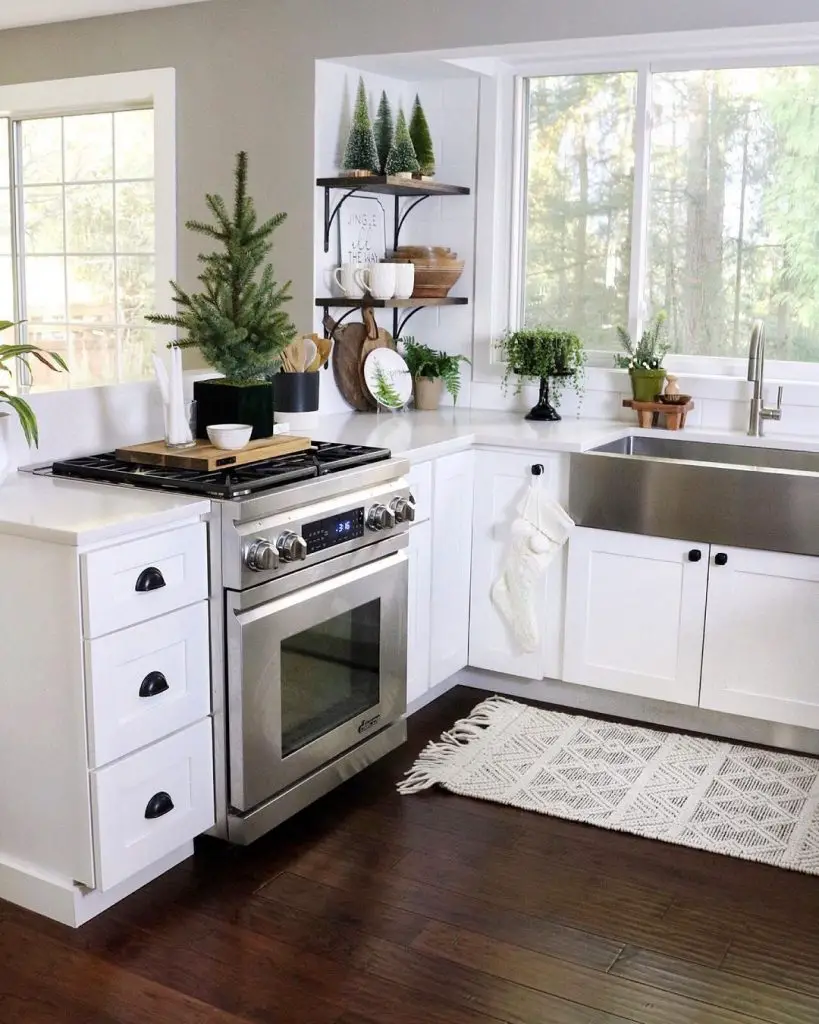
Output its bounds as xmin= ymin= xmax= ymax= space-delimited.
xmin=193 ymin=379 xmax=275 ymax=440
xmin=271 ymin=372 xmax=320 ymax=413
xmin=525 ymin=376 xmax=562 ymax=422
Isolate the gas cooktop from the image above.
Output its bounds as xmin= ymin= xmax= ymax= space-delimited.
xmin=49 ymin=441 xmax=392 ymax=499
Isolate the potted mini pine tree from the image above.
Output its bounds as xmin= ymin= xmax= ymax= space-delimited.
xmin=614 ymin=312 xmax=669 ymax=402
xmin=409 ymin=95 xmax=435 ymax=178
xmin=147 ymin=151 xmax=296 ymax=440
xmin=343 ymin=77 xmax=379 ymax=176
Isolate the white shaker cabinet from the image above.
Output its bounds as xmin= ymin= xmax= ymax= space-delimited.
xmin=700 ymin=546 xmax=819 ymax=729
xmin=407 ymin=519 xmax=433 ymax=705
xmin=429 ymin=450 xmax=475 ymax=687
xmin=468 ymin=451 xmax=564 ymax=680
xmin=563 ymin=527 xmax=708 ymax=705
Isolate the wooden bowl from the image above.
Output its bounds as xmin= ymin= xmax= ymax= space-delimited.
xmin=658 ymin=393 xmax=692 ymax=406
xmin=392 ymin=245 xmax=458 ymax=262
xmin=410 ymin=260 xmax=465 ymax=298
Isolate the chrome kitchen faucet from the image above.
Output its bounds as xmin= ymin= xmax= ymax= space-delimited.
xmin=747 ymin=320 xmax=783 ymax=437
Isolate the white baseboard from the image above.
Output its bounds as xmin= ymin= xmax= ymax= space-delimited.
xmin=0 ymin=842 xmax=194 ymax=927
xmin=407 ymin=676 xmax=460 ymax=716
xmin=453 ymin=667 xmax=819 ymax=756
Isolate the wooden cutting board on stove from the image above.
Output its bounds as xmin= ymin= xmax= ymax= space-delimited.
xmin=116 ymin=434 xmax=312 ymax=471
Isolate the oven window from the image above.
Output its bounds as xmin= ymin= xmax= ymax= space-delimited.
xmin=280 ymin=599 xmax=381 ymax=758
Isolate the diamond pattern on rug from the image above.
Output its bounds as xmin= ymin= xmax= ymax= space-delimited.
xmin=399 ymin=697 xmax=819 ymax=876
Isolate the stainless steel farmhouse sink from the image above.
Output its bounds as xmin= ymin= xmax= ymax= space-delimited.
xmin=569 ymin=435 xmax=819 ymax=556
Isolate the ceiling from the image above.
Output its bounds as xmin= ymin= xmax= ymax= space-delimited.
xmin=0 ymin=0 xmax=212 ymax=32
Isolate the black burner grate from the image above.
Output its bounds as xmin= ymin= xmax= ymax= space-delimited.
xmin=51 ymin=441 xmax=392 ymax=499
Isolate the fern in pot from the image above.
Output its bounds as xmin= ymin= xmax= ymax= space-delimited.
xmin=615 ymin=312 xmax=669 ymax=402
xmin=0 ymin=320 xmax=68 ymax=482
xmin=498 ymin=327 xmax=585 ymax=420
xmin=401 ymin=337 xmax=470 ymax=410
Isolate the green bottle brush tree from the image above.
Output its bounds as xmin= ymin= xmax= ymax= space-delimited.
xmin=373 ymin=90 xmax=394 ymax=175
xmin=343 ymin=77 xmax=380 ymax=175
xmin=385 ymin=108 xmax=419 ymax=177
xmin=147 ymin=151 xmax=296 ymax=439
xmin=409 ymin=94 xmax=435 ymax=177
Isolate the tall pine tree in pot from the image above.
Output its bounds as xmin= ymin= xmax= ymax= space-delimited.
xmin=343 ymin=77 xmax=379 ymax=176
xmin=147 ymin=151 xmax=296 ymax=439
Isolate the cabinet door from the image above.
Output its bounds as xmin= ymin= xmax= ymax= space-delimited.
xmin=700 ymin=546 xmax=819 ymax=728
xmin=429 ymin=450 xmax=475 ymax=687
xmin=407 ymin=521 xmax=432 ymax=706
xmin=468 ymin=452 xmax=555 ymax=680
xmin=563 ymin=528 xmax=708 ymax=704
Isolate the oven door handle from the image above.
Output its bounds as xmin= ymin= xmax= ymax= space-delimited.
xmin=231 ymin=548 xmax=408 ymax=620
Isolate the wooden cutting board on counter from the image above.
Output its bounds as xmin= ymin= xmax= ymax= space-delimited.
xmin=116 ymin=434 xmax=312 ymax=471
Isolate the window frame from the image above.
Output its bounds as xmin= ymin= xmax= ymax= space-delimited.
xmin=483 ymin=23 xmax=819 ymax=386
xmin=0 ymin=68 xmax=176 ymax=392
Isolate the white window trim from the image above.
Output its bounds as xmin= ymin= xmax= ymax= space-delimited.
xmin=0 ymin=68 xmax=177 ymax=389
xmin=473 ymin=20 xmax=819 ymax=393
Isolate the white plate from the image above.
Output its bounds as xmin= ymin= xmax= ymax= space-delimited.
xmin=363 ymin=349 xmax=412 ymax=409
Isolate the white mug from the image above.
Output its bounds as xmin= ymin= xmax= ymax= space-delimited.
xmin=334 ymin=262 xmax=365 ymax=299
xmin=355 ymin=263 xmax=396 ymax=300
xmin=393 ymin=263 xmax=415 ymax=300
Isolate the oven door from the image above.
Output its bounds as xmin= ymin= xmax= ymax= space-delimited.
xmin=226 ymin=544 xmax=408 ymax=811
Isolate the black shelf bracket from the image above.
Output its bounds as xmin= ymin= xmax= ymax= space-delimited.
xmin=393 ymin=195 xmax=430 ymax=252
xmin=320 ymin=304 xmax=360 ymax=339
xmin=323 ymin=186 xmax=364 ymax=254
xmin=393 ymin=305 xmax=427 ymax=338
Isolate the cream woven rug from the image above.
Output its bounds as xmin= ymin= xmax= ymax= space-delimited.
xmin=398 ymin=696 xmax=819 ymax=874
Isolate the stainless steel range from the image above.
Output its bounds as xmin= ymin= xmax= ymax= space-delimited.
xmin=50 ymin=442 xmax=412 ymax=844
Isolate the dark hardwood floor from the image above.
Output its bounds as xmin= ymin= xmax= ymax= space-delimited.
xmin=3 ymin=685 xmax=819 ymax=1023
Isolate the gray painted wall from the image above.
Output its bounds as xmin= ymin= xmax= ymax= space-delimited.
xmin=0 ymin=0 xmax=817 ymax=334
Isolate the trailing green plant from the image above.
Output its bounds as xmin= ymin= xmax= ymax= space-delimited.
xmin=614 ymin=311 xmax=669 ymax=370
xmin=497 ymin=327 xmax=586 ymax=401
xmin=372 ymin=363 xmax=404 ymax=408
xmin=146 ymin=151 xmax=297 ymax=383
xmin=0 ymin=321 xmax=68 ymax=446
xmin=401 ymin=336 xmax=470 ymax=403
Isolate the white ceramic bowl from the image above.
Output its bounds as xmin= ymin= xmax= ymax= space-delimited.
xmin=206 ymin=423 xmax=253 ymax=450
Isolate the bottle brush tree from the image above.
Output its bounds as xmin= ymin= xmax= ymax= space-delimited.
xmin=146 ymin=151 xmax=297 ymax=383
xmin=385 ymin=108 xmax=420 ymax=176
xmin=409 ymin=94 xmax=435 ymax=176
xmin=343 ymin=77 xmax=379 ymax=175
xmin=373 ymin=90 xmax=394 ymax=175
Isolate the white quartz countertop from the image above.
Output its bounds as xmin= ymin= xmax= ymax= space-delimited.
xmin=313 ymin=409 xmax=819 ymax=462
xmin=0 ymin=472 xmax=210 ymax=546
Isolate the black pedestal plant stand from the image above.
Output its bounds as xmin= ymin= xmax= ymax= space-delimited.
xmin=526 ymin=377 xmax=562 ymax=421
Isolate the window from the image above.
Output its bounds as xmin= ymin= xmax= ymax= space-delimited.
xmin=519 ymin=56 xmax=819 ymax=365
xmin=0 ymin=70 xmax=174 ymax=390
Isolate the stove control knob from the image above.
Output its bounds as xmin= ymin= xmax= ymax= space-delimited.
xmin=245 ymin=539 xmax=279 ymax=572
xmin=367 ymin=504 xmax=396 ymax=531
xmin=390 ymin=496 xmax=416 ymax=524
xmin=277 ymin=531 xmax=308 ymax=562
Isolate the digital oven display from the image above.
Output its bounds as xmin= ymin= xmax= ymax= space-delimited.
xmin=302 ymin=508 xmax=365 ymax=553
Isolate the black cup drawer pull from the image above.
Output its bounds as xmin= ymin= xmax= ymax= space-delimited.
xmin=135 ymin=566 xmax=166 ymax=593
xmin=715 ymin=552 xmax=729 ymax=566
xmin=144 ymin=791 xmax=174 ymax=819
xmin=139 ymin=671 xmax=169 ymax=698
xmin=687 ymin=549 xmax=702 ymax=562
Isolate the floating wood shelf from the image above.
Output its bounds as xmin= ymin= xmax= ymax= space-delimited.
xmin=316 ymin=296 xmax=468 ymax=338
xmin=316 ymin=175 xmax=470 ymax=197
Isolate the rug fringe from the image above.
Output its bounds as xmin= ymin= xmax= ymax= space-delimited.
xmin=397 ymin=696 xmax=517 ymax=794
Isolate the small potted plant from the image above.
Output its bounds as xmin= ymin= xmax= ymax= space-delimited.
xmin=401 ymin=337 xmax=470 ymax=410
xmin=147 ymin=151 xmax=297 ymax=439
xmin=615 ymin=312 xmax=669 ymax=402
xmin=0 ymin=320 xmax=68 ymax=482
xmin=498 ymin=327 xmax=585 ymax=421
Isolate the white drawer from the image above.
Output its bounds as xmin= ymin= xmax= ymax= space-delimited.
xmin=82 ymin=522 xmax=208 ymax=638
xmin=85 ymin=602 xmax=211 ymax=768
xmin=408 ymin=461 xmax=432 ymax=523
xmin=91 ymin=718 xmax=214 ymax=891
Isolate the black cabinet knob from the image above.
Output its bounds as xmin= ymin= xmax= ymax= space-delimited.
xmin=139 ymin=671 xmax=169 ymax=698
xmin=144 ymin=792 xmax=174 ymax=819
xmin=715 ymin=552 xmax=729 ymax=566
xmin=687 ymin=549 xmax=702 ymax=562
xmin=135 ymin=566 xmax=166 ymax=592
